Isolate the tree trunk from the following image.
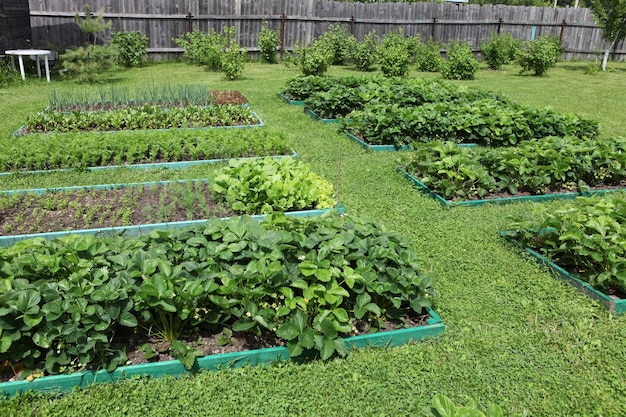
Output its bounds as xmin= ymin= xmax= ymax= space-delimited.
xmin=602 ymin=40 xmax=615 ymax=71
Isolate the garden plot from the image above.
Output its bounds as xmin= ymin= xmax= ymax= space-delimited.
xmin=0 ymin=128 xmax=293 ymax=173
xmin=502 ymin=193 xmax=626 ymax=313
xmin=0 ymin=157 xmax=338 ymax=245
xmin=400 ymin=137 xmax=626 ymax=206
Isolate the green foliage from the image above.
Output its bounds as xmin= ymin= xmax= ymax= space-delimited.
xmin=516 ymin=35 xmax=563 ymax=76
xmin=377 ymin=30 xmax=412 ymax=77
xmin=221 ymin=45 xmax=246 ymax=80
xmin=281 ymin=75 xmax=334 ymax=101
xmin=258 ymin=21 xmax=280 ymax=64
xmin=74 ymin=5 xmax=112 ymax=45
xmin=24 ymin=104 xmax=257 ymax=133
xmin=587 ymin=0 xmax=626 ymax=45
xmin=59 ymin=45 xmax=118 ymax=84
xmin=303 ymin=76 xmax=370 ymax=119
xmin=406 ymin=135 xmax=626 ymax=200
xmin=0 ymin=128 xmax=291 ymax=172
xmin=111 ymin=31 xmax=149 ymax=68
xmin=0 ymin=213 xmax=436 ymax=372
xmin=441 ymin=40 xmax=480 ymax=80
xmin=425 ymin=394 xmax=505 ymax=417
xmin=315 ymin=24 xmax=357 ymax=65
xmin=351 ymin=30 xmax=379 ymax=72
xmin=293 ymin=40 xmax=333 ymax=76
xmin=415 ymin=38 xmax=444 ymax=72
xmin=173 ymin=27 xmax=236 ymax=71
xmin=507 ymin=193 xmax=626 ymax=292
xmin=480 ymin=32 xmax=520 ymax=70
xmin=209 ymin=157 xmax=335 ymax=213
xmin=0 ymin=57 xmax=19 ymax=87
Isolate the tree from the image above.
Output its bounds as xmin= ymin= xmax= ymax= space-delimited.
xmin=75 ymin=5 xmax=112 ymax=45
xmin=587 ymin=0 xmax=626 ymax=70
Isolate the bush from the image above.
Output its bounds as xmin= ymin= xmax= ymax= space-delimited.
xmin=378 ymin=30 xmax=412 ymax=77
xmin=174 ymin=27 xmax=229 ymax=70
xmin=480 ymin=32 xmax=520 ymax=70
xmin=315 ymin=24 xmax=357 ymax=65
xmin=222 ymin=46 xmax=246 ymax=80
xmin=0 ymin=57 xmax=19 ymax=87
xmin=415 ymin=38 xmax=444 ymax=72
xmin=293 ymin=40 xmax=333 ymax=76
xmin=441 ymin=40 xmax=480 ymax=80
xmin=516 ymin=35 xmax=563 ymax=76
xmin=60 ymin=45 xmax=118 ymax=83
xmin=351 ymin=30 xmax=379 ymax=71
xmin=258 ymin=20 xmax=280 ymax=64
xmin=111 ymin=31 xmax=149 ymax=67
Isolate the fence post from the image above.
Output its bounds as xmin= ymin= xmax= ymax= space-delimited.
xmin=497 ymin=18 xmax=503 ymax=34
xmin=187 ymin=12 xmax=193 ymax=33
xmin=350 ymin=16 xmax=355 ymax=35
xmin=431 ymin=17 xmax=437 ymax=41
xmin=559 ymin=19 xmax=566 ymax=42
xmin=280 ymin=13 xmax=286 ymax=60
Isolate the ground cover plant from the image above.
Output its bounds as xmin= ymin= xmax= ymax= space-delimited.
xmin=0 ymin=213 xmax=436 ymax=378
xmin=0 ymin=128 xmax=291 ymax=172
xmin=0 ymin=158 xmax=334 ymax=236
xmin=505 ymin=193 xmax=626 ymax=294
xmin=403 ymin=136 xmax=626 ymax=201
xmin=2 ymin=61 xmax=626 ymax=416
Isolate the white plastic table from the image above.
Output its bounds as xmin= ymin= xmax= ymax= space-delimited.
xmin=4 ymin=49 xmax=53 ymax=82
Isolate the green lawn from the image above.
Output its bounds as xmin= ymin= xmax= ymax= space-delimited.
xmin=1 ymin=61 xmax=626 ymax=416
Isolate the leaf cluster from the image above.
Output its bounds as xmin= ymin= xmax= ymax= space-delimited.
xmin=315 ymin=24 xmax=358 ymax=66
xmin=209 ymin=157 xmax=336 ymax=213
xmin=0 ymin=128 xmax=291 ymax=172
xmin=0 ymin=213 xmax=436 ymax=373
xmin=111 ymin=31 xmax=149 ymax=68
xmin=24 ymin=104 xmax=258 ymax=134
xmin=441 ymin=40 xmax=480 ymax=80
xmin=258 ymin=21 xmax=280 ymax=64
xmin=424 ymin=393 xmax=505 ymax=417
xmin=292 ymin=39 xmax=334 ymax=76
xmin=406 ymin=136 xmax=626 ymax=200
xmin=516 ymin=35 xmax=563 ymax=76
xmin=480 ymin=32 xmax=521 ymax=70
xmin=377 ymin=30 xmax=412 ymax=77
xmin=59 ymin=45 xmax=118 ymax=84
xmin=280 ymin=75 xmax=334 ymax=101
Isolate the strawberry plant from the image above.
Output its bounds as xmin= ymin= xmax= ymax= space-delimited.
xmin=507 ymin=193 xmax=626 ymax=293
xmin=280 ymin=75 xmax=334 ymax=101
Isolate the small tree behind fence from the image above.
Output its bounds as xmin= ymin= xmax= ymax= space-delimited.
xmin=28 ymin=0 xmax=625 ymax=61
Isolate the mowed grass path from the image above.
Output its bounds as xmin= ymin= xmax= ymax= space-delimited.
xmin=1 ymin=61 xmax=625 ymax=416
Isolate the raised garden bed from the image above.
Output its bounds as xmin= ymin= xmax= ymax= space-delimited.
xmin=0 ymin=213 xmax=441 ymax=395
xmin=304 ymin=107 xmax=343 ymax=124
xmin=0 ymin=128 xmax=292 ymax=174
xmin=277 ymin=92 xmax=304 ymax=106
xmin=401 ymin=137 xmax=626 ymax=206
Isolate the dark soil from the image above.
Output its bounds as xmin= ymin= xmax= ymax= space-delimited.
xmin=0 ymin=182 xmax=236 ymax=236
xmin=0 ymin=312 xmax=430 ymax=383
xmin=210 ymin=90 xmax=249 ymax=105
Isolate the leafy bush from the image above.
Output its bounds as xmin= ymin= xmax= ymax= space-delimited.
xmin=293 ymin=40 xmax=333 ymax=76
xmin=173 ymin=27 xmax=231 ymax=70
xmin=0 ymin=213 xmax=436 ymax=371
xmin=507 ymin=193 xmax=626 ymax=293
xmin=258 ymin=21 xmax=280 ymax=64
xmin=209 ymin=157 xmax=335 ymax=213
xmin=221 ymin=45 xmax=246 ymax=80
xmin=516 ymin=35 xmax=563 ymax=76
xmin=480 ymin=32 xmax=520 ymax=70
xmin=304 ymin=80 xmax=368 ymax=119
xmin=351 ymin=30 xmax=379 ymax=72
xmin=315 ymin=24 xmax=357 ymax=65
xmin=441 ymin=40 xmax=480 ymax=80
xmin=0 ymin=57 xmax=19 ymax=87
xmin=59 ymin=45 xmax=118 ymax=83
xmin=111 ymin=31 xmax=149 ymax=67
xmin=378 ymin=30 xmax=412 ymax=77
xmin=406 ymin=135 xmax=626 ymax=200
xmin=415 ymin=38 xmax=444 ymax=72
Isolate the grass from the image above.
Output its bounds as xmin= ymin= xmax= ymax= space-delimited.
xmin=1 ymin=60 xmax=626 ymax=416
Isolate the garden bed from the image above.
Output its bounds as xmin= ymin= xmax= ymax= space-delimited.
xmin=277 ymin=92 xmax=304 ymax=106
xmin=304 ymin=107 xmax=343 ymax=124
xmin=0 ymin=128 xmax=291 ymax=173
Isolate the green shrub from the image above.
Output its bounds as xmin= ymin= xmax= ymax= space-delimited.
xmin=0 ymin=57 xmax=19 ymax=87
xmin=209 ymin=157 xmax=335 ymax=213
xmin=441 ymin=40 xmax=480 ymax=80
xmin=480 ymin=32 xmax=520 ymax=70
xmin=516 ymin=35 xmax=563 ymax=76
xmin=315 ymin=24 xmax=356 ymax=65
xmin=351 ymin=30 xmax=379 ymax=72
xmin=415 ymin=38 xmax=444 ymax=72
xmin=258 ymin=21 xmax=280 ymax=64
xmin=378 ymin=30 xmax=412 ymax=77
xmin=221 ymin=46 xmax=246 ymax=80
xmin=173 ymin=27 xmax=229 ymax=70
xmin=281 ymin=75 xmax=334 ymax=101
xmin=111 ymin=31 xmax=149 ymax=67
xmin=293 ymin=40 xmax=333 ymax=76
xmin=59 ymin=45 xmax=118 ymax=83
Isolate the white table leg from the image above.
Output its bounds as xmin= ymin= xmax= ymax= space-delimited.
xmin=17 ymin=56 xmax=26 ymax=81
xmin=36 ymin=56 xmax=42 ymax=78
xmin=44 ymin=56 xmax=50 ymax=82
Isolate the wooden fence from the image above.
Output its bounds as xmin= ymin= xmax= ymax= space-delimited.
xmin=27 ymin=0 xmax=625 ymax=61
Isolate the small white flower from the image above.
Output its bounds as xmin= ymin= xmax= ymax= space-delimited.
xmin=297 ymin=255 xmax=306 ymax=261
